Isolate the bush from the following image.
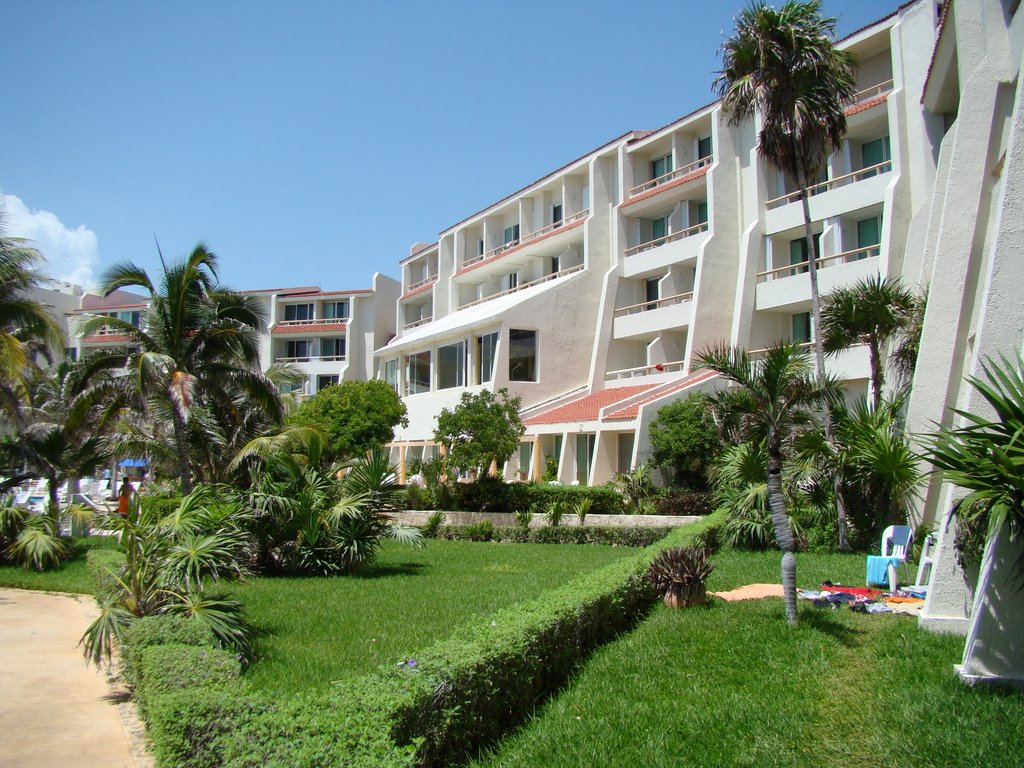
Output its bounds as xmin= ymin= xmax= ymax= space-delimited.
xmin=434 ymin=524 xmax=675 ymax=548
xmin=121 ymin=614 xmax=217 ymax=689
xmin=648 ymin=393 xmax=720 ymax=489
xmin=647 ymin=546 xmax=715 ymax=607
xmin=135 ymin=644 xmax=240 ymax=719
xmin=140 ymin=495 xmax=185 ymax=519
xmin=463 ymin=519 xmax=494 ymax=542
xmin=85 ymin=548 xmax=126 ymax=597
xmin=523 ymin=484 xmax=624 ymax=516
xmin=454 ymin=476 xmax=531 ymax=514
xmin=421 ymin=511 xmax=445 ymax=538
xmin=655 ymin=490 xmax=714 ymax=516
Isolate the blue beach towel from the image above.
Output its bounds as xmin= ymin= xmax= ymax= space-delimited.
xmin=866 ymin=556 xmax=902 ymax=586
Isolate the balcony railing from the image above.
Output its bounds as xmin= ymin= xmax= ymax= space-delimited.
xmin=624 ymin=221 xmax=709 ymax=257
xmin=613 ymin=291 xmax=694 ymax=317
xmin=404 ymin=316 xmax=433 ymax=330
xmin=276 ymin=317 xmax=348 ymax=327
xmin=605 ymin=359 xmax=686 ymax=381
xmin=629 ymin=156 xmax=712 ymax=198
xmin=756 ymin=244 xmax=881 ymax=283
xmin=405 ymin=274 xmax=437 ymax=292
xmin=765 ymin=160 xmax=893 ymax=210
xmin=274 ymin=355 xmax=347 ymax=363
xmin=457 ymin=263 xmax=585 ymax=310
xmin=86 ymin=325 xmax=138 ymax=337
xmin=845 ymin=79 xmax=894 ymax=108
xmin=461 ymin=209 xmax=589 ymax=269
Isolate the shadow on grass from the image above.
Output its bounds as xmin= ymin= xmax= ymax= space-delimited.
xmin=800 ymin=605 xmax=867 ymax=648
xmin=354 ymin=561 xmax=427 ymax=579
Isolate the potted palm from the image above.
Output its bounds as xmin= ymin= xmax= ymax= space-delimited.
xmin=648 ymin=546 xmax=715 ymax=608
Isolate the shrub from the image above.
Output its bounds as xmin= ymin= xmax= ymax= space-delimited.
xmin=647 ymin=546 xmax=715 ymax=607
xmin=545 ymin=499 xmax=568 ymax=527
xmin=463 ymin=519 xmax=494 ymax=542
xmin=655 ymin=490 xmax=715 ymax=516
xmin=691 ymin=523 xmax=722 ymax=554
xmin=649 ymin=393 xmax=721 ymax=489
xmin=454 ymin=476 xmax=531 ymax=514
xmin=574 ymin=497 xmax=593 ymax=524
xmin=421 ymin=511 xmax=445 ymax=538
xmin=513 ymin=508 xmax=533 ymax=530
xmin=522 ymin=484 xmax=625 ymax=516
xmin=435 ymin=525 xmax=674 ymax=548
xmin=120 ymin=614 xmax=217 ymax=689
xmin=140 ymin=495 xmax=184 ymax=520
xmin=85 ymin=548 xmax=126 ymax=597
xmin=134 ymin=644 xmax=241 ymax=719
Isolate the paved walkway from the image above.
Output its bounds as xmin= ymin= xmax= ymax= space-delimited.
xmin=0 ymin=588 xmax=143 ymax=768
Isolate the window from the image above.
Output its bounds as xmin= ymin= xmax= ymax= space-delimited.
xmin=550 ymin=255 xmax=560 ymax=275
xmin=552 ymin=203 xmax=563 ymax=228
xmin=317 ymin=375 xmax=338 ymax=391
xmin=788 ymin=234 xmax=821 ymax=274
xmin=285 ymin=340 xmax=309 ymax=360
xmin=503 ymin=224 xmax=520 ymax=246
xmin=792 ymin=312 xmax=812 ymax=343
xmin=384 ymin=359 xmax=398 ymax=392
xmin=407 ymin=351 xmax=431 ymax=394
xmin=477 ymin=331 xmax=499 ymax=384
xmin=575 ymin=433 xmax=596 ymax=485
xmin=856 ymin=216 xmax=882 ymax=258
xmin=322 ymin=337 xmax=346 ymax=359
xmin=108 ymin=310 xmax=141 ymax=326
xmin=651 ymin=152 xmax=673 ymax=181
xmin=438 ymin=341 xmax=467 ymax=389
xmin=645 ymin=278 xmax=660 ymax=310
xmin=696 ymin=201 xmax=709 ymax=226
xmin=284 ymin=303 xmax=313 ymax=322
xmin=504 ymin=272 xmax=519 ymax=291
xmin=698 ymin=136 xmax=713 ymax=160
xmin=508 ymin=329 xmax=537 ymax=382
xmin=478 ymin=238 xmax=485 ymax=256
xmin=651 ymin=216 xmax=668 ymax=242
xmin=323 ymin=300 xmax=349 ymax=319
xmin=861 ymin=136 xmax=891 ymax=175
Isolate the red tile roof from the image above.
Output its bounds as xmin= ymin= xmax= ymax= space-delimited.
xmin=603 ymin=369 xmax=718 ymax=421
xmin=621 ymin=167 xmax=710 ymax=209
xmin=845 ymin=93 xmax=889 ymax=117
xmin=454 ymin=218 xmax=587 ymax=277
xmin=524 ymin=385 xmax=656 ymax=426
xmin=401 ymin=282 xmax=435 ymax=300
xmin=272 ymin=322 xmax=347 ymax=335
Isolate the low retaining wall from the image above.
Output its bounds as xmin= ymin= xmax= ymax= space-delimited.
xmin=393 ymin=511 xmax=701 ymax=528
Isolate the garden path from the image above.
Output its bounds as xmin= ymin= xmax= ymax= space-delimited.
xmin=0 ymin=588 xmax=146 ymax=768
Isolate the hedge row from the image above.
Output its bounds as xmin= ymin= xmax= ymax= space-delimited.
xmin=434 ymin=523 xmax=673 ymax=548
xmin=85 ymin=548 xmax=126 ymax=597
xmin=131 ymin=513 xmax=725 ymax=767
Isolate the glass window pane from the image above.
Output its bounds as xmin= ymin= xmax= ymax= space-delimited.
xmin=407 ymin=351 xmax=431 ymax=394
xmin=698 ymin=136 xmax=713 ymax=160
xmin=438 ymin=341 xmax=466 ymax=390
xmin=792 ymin=312 xmax=812 ymax=343
xmin=652 ymin=217 xmax=668 ymax=240
xmin=508 ymin=329 xmax=537 ymax=382
xmin=478 ymin=331 xmax=498 ymax=384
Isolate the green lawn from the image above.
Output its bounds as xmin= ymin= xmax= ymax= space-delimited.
xmin=0 ymin=535 xmax=117 ymax=594
xmin=232 ymin=538 xmax=635 ymax=694
xmin=472 ymin=551 xmax=1024 ymax=768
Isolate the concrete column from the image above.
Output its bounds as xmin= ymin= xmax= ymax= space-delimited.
xmin=398 ymin=445 xmax=407 ymax=485
xmin=531 ymin=436 xmax=543 ymax=481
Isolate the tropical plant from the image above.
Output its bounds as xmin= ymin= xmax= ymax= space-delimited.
xmin=822 ymin=275 xmax=919 ymax=408
xmin=422 ymin=511 xmax=445 ymax=538
xmin=613 ymin=464 xmax=657 ymax=515
xmin=648 ymin=393 xmax=721 ymax=489
xmin=927 ymin=353 xmax=1024 ymax=577
xmin=289 ymin=379 xmax=408 ymax=462
xmin=716 ymin=0 xmax=856 ymax=379
xmin=81 ymin=486 xmax=255 ymax=665
xmin=514 ymin=508 xmax=533 ymax=530
xmin=433 ymin=388 xmax=525 ymax=475
xmin=648 ymin=546 xmax=716 ymax=608
xmin=698 ymin=341 xmax=842 ymax=625
xmin=574 ymin=496 xmax=593 ymax=525
xmin=81 ymin=245 xmax=283 ymax=494
xmin=0 ymin=206 xmax=64 ymax=421
xmin=890 ymin=287 xmax=928 ymax=391
xmin=545 ymin=499 xmax=568 ymax=527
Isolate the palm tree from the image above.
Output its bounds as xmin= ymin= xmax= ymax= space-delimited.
xmin=699 ymin=342 xmax=842 ymax=625
xmin=81 ymin=245 xmax=282 ymax=493
xmin=822 ymin=275 xmax=918 ymax=409
xmin=0 ymin=208 xmax=64 ymax=421
xmin=716 ymin=1 xmax=856 ymax=379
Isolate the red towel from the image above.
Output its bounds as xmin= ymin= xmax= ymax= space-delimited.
xmin=820 ymin=583 xmax=884 ymax=597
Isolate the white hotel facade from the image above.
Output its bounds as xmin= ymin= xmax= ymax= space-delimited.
xmin=378 ymin=0 xmax=942 ymax=487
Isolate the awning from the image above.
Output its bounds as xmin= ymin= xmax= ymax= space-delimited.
xmin=119 ymin=458 xmax=150 ymax=468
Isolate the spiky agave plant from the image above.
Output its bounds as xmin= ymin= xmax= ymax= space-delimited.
xmin=648 ymin=546 xmax=716 ymax=608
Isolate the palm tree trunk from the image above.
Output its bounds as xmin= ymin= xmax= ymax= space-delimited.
xmin=868 ymin=338 xmax=883 ymax=410
xmin=171 ymin=409 xmax=194 ymax=494
xmin=47 ymin=471 xmax=60 ymax=528
xmin=766 ymin=449 xmax=798 ymax=627
xmin=800 ymin=184 xmax=851 ymax=552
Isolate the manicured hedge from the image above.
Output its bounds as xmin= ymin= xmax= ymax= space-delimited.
xmin=521 ymin=484 xmax=625 ymax=515
xmin=85 ymin=548 xmax=125 ymax=596
xmin=121 ymin=614 xmax=217 ymax=688
xmin=135 ymin=512 xmax=725 ymax=767
xmin=134 ymin=644 xmax=240 ymax=718
xmin=654 ymin=490 xmax=715 ymax=516
xmin=435 ymin=524 xmax=673 ymax=548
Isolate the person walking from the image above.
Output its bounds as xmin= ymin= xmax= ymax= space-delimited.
xmin=117 ymin=477 xmax=132 ymax=517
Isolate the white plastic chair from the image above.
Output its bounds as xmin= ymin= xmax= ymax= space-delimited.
xmin=880 ymin=524 xmax=914 ymax=591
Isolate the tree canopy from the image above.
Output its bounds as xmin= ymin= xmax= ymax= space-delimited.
xmin=289 ymin=379 xmax=408 ymax=461
xmin=649 ymin=393 xmax=721 ymax=489
xmin=434 ymin=388 xmax=524 ymax=474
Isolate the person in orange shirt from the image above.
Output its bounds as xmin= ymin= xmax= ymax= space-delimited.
xmin=117 ymin=477 xmax=133 ymax=517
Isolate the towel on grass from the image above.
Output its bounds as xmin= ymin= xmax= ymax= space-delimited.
xmin=866 ymin=556 xmax=903 ymax=586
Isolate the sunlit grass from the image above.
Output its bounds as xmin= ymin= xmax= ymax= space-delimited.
xmin=0 ymin=535 xmax=118 ymax=593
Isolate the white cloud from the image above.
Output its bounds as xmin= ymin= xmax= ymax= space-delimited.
xmin=2 ymin=193 xmax=100 ymax=289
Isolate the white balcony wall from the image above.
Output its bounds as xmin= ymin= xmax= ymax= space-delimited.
xmin=755 ymin=254 xmax=881 ymax=311
xmin=622 ymin=231 xmax=709 ymax=277
xmin=613 ymin=299 xmax=693 ymax=340
xmin=764 ymin=172 xmax=893 ymax=234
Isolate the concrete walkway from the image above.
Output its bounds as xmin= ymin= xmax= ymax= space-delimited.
xmin=0 ymin=588 xmax=142 ymax=768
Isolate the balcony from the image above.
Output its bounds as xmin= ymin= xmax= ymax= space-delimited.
xmin=613 ymin=291 xmax=693 ymax=340
xmin=844 ymin=79 xmax=894 ymax=115
xmin=755 ymin=245 xmax=882 ymax=311
xmin=628 ymin=155 xmax=713 ymax=199
xmin=403 ymin=274 xmax=437 ymax=297
xmin=765 ymin=162 xmax=892 ymax=211
xmin=605 ymin=359 xmax=686 ymax=381
xmin=622 ymin=222 xmax=709 ymax=278
xmin=763 ymin=161 xmax=893 ymax=235
xmin=459 ymin=210 xmax=589 ymax=272
xmin=274 ymin=354 xmax=347 ymax=364
xmin=457 ymin=264 xmax=584 ymax=311
xmin=81 ymin=325 xmax=137 ymax=344
xmin=404 ymin=315 xmax=433 ymax=330
xmin=273 ymin=317 xmax=348 ymax=335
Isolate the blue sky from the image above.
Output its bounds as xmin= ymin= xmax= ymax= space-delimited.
xmin=2 ymin=1 xmax=903 ymax=292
